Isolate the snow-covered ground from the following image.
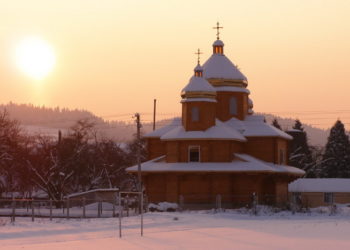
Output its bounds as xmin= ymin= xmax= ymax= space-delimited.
xmin=1 ymin=209 xmax=350 ymax=250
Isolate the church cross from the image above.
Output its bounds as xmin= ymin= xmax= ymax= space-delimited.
xmin=195 ymin=48 xmax=203 ymax=64
xmin=213 ymin=22 xmax=223 ymax=40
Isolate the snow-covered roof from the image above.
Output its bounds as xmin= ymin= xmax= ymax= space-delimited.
xmin=243 ymin=115 xmax=292 ymax=139
xmin=194 ymin=64 xmax=203 ymax=71
xmin=203 ymin=54 xmax=247 ymax=81
xmin=286 ymin=129 xmax=303 ymax=133
xmin=181 ymin=76 xmax=216 ymax=93
xmin=144 ymin=118 xmax=181 ymax=138
xmin=289 ymin=179 xmax=350 ymax=193
xmin=67 ymin=188 xmax=119 ymax=198
xmin=161 ymin=119 xmax=246 ymax=141
xmin=126 ymin=154 xmax=304 ymax=176
xmin=213 ymin=39 xmax=224 ymax=46
xmin=214 ymin=86 xmax=250 ymax=94
xmin=146 ymin=115 xmax=292 ymax=140
xmin=225 ymin=115 xmax=293 ymax=140
xmin=181 ymin=98 xmax=217 ymax=103
xmin=248 ymin=98 xmax=253 ymax=108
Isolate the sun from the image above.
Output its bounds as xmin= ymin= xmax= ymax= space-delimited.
xmin=15 ymin=36 xmax=56 ymax=80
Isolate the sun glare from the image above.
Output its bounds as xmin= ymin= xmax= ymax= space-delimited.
xmin=15 ymin=37 xmax=56 ymax=80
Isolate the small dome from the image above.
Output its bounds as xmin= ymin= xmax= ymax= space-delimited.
xmin=182 ymin=76 xmax=216 ymax=94
xmin=213 ymin=39 xmax=224 ymax=46
xmin=248 ymin=98 xmax=253 ymax=108
xmin=194 ymin=64 xmax=203 ymax=72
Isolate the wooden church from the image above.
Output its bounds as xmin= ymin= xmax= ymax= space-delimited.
xmin=127 ymin=24 xmax=304 ymax=206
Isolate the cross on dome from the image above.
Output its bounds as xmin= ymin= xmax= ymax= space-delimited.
xmin=195 ymin=48 xmax=203 ymax=65
xmin=213 ymin=22 xmax=223 ymax=40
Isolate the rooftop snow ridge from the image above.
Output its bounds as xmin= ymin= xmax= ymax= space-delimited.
xmin=181 ymin=76 xmax=216 ymax=93
xmin=161 ymin=119 xmax=246 ymax=141
xmin=203 ymin=54 xmax=247 ymax=81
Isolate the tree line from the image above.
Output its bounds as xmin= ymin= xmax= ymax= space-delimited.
xmin=0 ymin=111 xmax=145 ymax=205
xmin=272 ymin=118 xmax=350 ymax=178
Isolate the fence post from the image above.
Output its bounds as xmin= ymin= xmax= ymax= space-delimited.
xmin=98 ymin=200 xmax=101 ymax=218
xmin=144 ymin=195 xmax=149 ymax=213
xmin=179 ymin=195 xmax=184 ymax=212
xmin=82 ymin=198 xmax=86 ymax=218
xmin=252 ymin=193 xmax=257 ymax=215
xmin=118 ymin=192 xmax=122 ymax=238
xmin=50 ymin=199 xmax=53 ymax=221
xmin=126 ymin=195 xmax=129 ymax=217
xmin=11 ymin=199 xmax=16 ymax=223
xmin=141 ymin=193 xmax=143 ymax=236
xmin=216 ymin=194 xmax=222 ymax=212
xmin=329 ymin=196 xmax=336 ymax=215
xmin=66 ymin=199 xmax=70 ymax=219
xmin=112 ymin=198 xmax=116 ymax=217
xmin=31 ymin=200 xmax=35 ymax=222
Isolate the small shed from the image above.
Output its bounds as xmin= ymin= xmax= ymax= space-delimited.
xmin=288 ymin=179 xmax=350 ymax=207
xmin=66 ymin=188 xmax=119 ymax=206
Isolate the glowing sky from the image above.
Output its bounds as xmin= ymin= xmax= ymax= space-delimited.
xmin=1 ymin=0 xmax=350 ymax=128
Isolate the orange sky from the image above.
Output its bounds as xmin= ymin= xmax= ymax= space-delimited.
xmin=1 ymin=0 xmax=350 ymax=128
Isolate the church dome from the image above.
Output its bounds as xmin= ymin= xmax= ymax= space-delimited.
xmin=181 ymin=64 xmax=216 ymax=101
xmin=213 ymin=39 xmax=224 ymax=46
xmin=203 ymin=53 xmax=247 ymax=81
xmin=182 ymin=75 xmax=216 ymax=93
xmin=181 ymin=76 xmax=216 ymax=101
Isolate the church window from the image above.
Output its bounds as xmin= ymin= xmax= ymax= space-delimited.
xmin=189 ymin=146 xmax=200 ymax=162
xmin=214 ymin=46 xmax=223 ymax=54
xmin=191 ymin=107 xmax=199 ymax=122
xmin=229 ymin=97 xmax=237 ymax=115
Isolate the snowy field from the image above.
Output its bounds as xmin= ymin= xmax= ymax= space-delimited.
xmin=1 ymin=209 xmax=350 ymax=250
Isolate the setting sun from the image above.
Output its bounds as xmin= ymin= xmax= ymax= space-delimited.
xmin=15 ymin=36 xmax=56 ymax=80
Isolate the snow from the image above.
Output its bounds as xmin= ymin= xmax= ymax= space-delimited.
xmin=248 ymin=98 xmax=253 ymax=107
xmin=213 ymin=39 xmax=224 ymax=46
xmin=286 ymin=128 xmax=303 ymax=133
xmin=126 ymin=154 xmax=304 ymax=175
xmin=67 ymin=188 xmax=119 ymax=198
xmin=148 ymin=202 xmax=178 ymax=212
xmin=194 ymin=64 xmax=203 ymax=71
xmin=85 ymin=202 xmax=116 ymax=211
xmin=144 ymin=118 xmax=181 ymax=138
xmin=203 ymin=54 xmax=247 ymax=81
xmin=1 ymin=210 xmax=350 ymax=250
xmin=160 ymin=119 xmax=246 ymax=141
xmin=180 ymin=98 xmax=216 ymax=103
xmin=181 ymin=75 xmax=216 ymax=93
xmin=145 ymin=115 xmax=292 ymax=141
xmin=226 ymin=115 xmax=293 ymax=140
xmin=289 ymin=178 xmax=350 ymax=193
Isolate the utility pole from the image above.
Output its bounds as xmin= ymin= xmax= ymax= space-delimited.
xmin=153 ymin=99 xmax=156 ymax=131
xmin=134 ymin=113 xmax=143 ymax=236
xmin=134 ymin=113 xmax=142 ymax=192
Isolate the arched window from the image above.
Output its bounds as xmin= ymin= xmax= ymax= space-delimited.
xmin=229 ymin=97 xmax=237 ymax=115
xmin=191 ymin=106 xmax=199 ymax=122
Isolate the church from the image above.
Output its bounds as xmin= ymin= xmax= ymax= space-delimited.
xmin=126 ymin=24 xmax=304 ymax=207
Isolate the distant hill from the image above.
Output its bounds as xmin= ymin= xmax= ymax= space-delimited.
xmin=0 ymin=103 xmax=135 ymax=141
xmin=0 ymin=103 xmax=329 ymax=146
xmin=262 ymin=113 xmax=329 ymax=147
